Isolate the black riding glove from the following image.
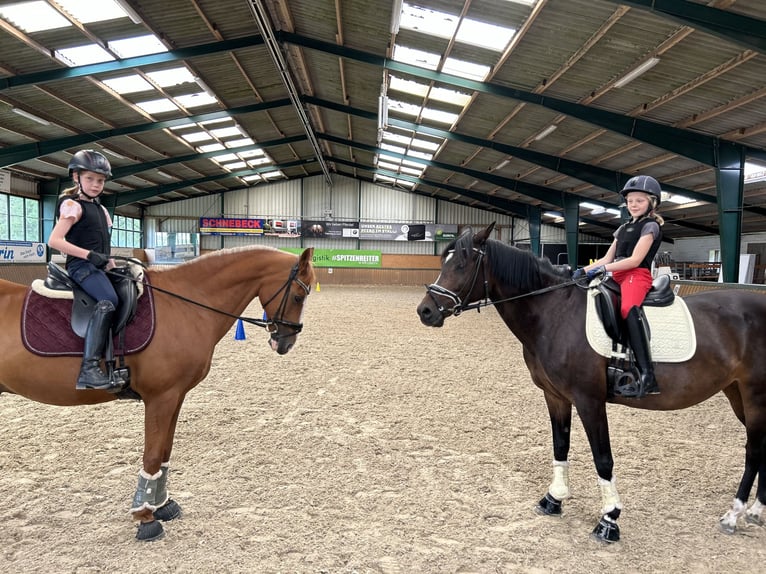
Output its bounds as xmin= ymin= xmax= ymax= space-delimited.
xmin=87 ymin=251 xmax=109 ymax=269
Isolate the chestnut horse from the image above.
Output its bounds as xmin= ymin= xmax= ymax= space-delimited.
xmin=417 ymin=223 xmax=765 ymax=542
xmin=0 ymin=245 xmax=314 ymax=541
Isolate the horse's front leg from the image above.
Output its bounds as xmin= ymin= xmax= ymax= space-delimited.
xmin=131 ymin=391 xmax=184 ymax=542
xmin=575 ymin=396 xmax=622 ymax=543
xmin=535 ymin=391 xmax=573 ymax=517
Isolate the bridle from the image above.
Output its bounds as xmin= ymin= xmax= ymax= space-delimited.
xmin=423 ymin=244 xmax=580 ymax=317
xmin=424 ymin=246 xmax=490 ymax=317
xmin=107 ymin=258 xmax=310 ymax=340
xmin=257 ymin=262 xmax=311 ymax=340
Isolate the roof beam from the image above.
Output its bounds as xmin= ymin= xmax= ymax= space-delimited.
xmin=280 ymin=31 xmax=760 ymax=167
xmin=0 ymin=35 xmax=266 ymax=91
xmin=602 ymin=0 xmax=766 ymax=54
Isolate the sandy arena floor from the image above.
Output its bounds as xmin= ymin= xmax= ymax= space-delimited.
xmin=0 ymin=285 xmax=763 ymax=573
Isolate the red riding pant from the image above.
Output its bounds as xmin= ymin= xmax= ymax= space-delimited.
xmin=611 ymin=268 xmax=653 ymax=319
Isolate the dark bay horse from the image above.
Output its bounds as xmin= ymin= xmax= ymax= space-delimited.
xmin=417 ymin=223 xmax=765 ymax=542
xmin=0 ymin=245 xmax=315 ymax=541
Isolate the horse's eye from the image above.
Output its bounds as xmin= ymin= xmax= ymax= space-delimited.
xmin=294 ymin=295 xmax=305 ymax=304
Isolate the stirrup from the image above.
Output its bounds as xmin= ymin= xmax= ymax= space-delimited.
xmin=613 ymin=371 xmax=658 ymax=399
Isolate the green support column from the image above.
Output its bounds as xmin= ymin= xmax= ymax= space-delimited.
xmin=40 ymin=179 xmax=62 ymax=261
xmin=716 ymin=143 xmax=745 ymax=283
xmin=528 ymin=206 xmax=541 ymax=256
xmin=563 ymin=195 xmax=580 ymax=268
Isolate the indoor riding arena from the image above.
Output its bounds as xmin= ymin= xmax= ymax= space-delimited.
xmin=2 ymin=0 xmax=766 ymax=572
xmin=0 ymin=276 xmax=764 ymax=572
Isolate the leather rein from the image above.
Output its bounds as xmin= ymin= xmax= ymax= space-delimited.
xmin=423 ymin=246 xmax=578 ymax=316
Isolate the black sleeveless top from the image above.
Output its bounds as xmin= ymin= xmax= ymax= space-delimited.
xmin=60 ymin=197 xmax=111 ymax=267
xmin=614 ymin=218 xmax=661 ymax=270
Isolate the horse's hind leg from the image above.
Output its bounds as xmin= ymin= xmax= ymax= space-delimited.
xmin=720 ymin=386 xmax=765 ymax=533
xmin=536 ymin=392 xmax=573 ymax=516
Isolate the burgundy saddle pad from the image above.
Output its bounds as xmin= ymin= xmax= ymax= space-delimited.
xmin=21 ymin=284 xmax=156 ymax=357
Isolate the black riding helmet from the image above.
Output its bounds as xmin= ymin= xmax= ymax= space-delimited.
xmin=68 ymin=149 xmax=112 ymax=178
xmin=620 ymin=175 xmax=662 ymax=208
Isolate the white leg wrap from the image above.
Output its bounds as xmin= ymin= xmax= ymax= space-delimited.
xmin=719 ymin=497 xmax=746 ymax=530
xmin=746 ymin=499 xmax=764 ymax=524
xmin=548 ymin=460 xmax=570 ymax=500
xmin=598 ymin=476 xmax=623 ymax=515
xmin=130 ymin=468 xmax=163 ymax=514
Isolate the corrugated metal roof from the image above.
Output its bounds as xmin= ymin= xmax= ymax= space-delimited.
xmin=1 ymin=0 xmax=765 ymax=240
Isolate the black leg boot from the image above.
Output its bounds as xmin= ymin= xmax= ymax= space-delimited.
xmin=624 ymin=306 xmax=659 ymax=398
xmin=76 ymin=300 xmax=123 ymax=392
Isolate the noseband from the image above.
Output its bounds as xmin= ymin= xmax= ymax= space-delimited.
xmin=424 ymin=246 xmax=489 ymax=316
xmin=259 ymin=262 xmax=311 ymax=340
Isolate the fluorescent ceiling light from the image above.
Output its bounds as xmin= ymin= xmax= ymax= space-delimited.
xmin=157 ymin=170 xmax=174 ymax=179
xmin=665 ymin=194 xmax=695 ymax=205
xmin=614 ymin=57 xmax=660 ymax=88
xmin=494 ymin=159 xmax=510 ymax=170
xmin=533 ymin=125 xmax=557 ymax=141
xmin=11 ymin=107 xmax=50 ymax=125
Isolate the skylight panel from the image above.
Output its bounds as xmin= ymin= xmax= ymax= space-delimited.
xmin=238 ymin=149 xmax=264 ymax=159
xmin=169 ymin=121 xmax=197 ymax=130
xmin=180 ymin=131 xmax=212 ymax=143
xmin=242 ymin=175 xmax=262 ymax=182
xmin=135 ymin=98 xmax=179 ymax=114
xmin=57 ymin=0 xmax=128 ymax=23
xmin=175 ymin=92 xmax=218 ymax=108
xmin=388 ymin=99 xmax=420 ymax=117
xmin=389 ymin=76 xmax=429 ymax=98
xmin=378 ymin=161 xmax=401 ymax=171
xmin=393 ymin=45 xmax=440 ymax=70
xmin=222 ymin=161 xmax=247 ymax=170
xmin=109 ymin=34 xmax=167 ymax=58
xmin=262 ymin=171 xmax=284 ymax=180
xmin=101 ymin=75 xmax=154 ymax=94
xmin=407 ymin=149 xmax=434 ymax=161
xmin=399 ymin=165 xmax=424 ymax=177
xmin=421 ymin=107 xmax=460 ymax=125
xmin=247 ymin=157 xmax=271 ymax=166
xmin=225 ymin=138 xmax=255 ymax=148
xmin=456 ymin=18 xmax=516 ymax=51
xmin=0 ymin=1 xmax=71 ymax=32
xmin=210 ymin=126 xmax=243 ymax=139
xmin=381 ymin=143 xmax=406 ymax=155
xmin=146 ymin=68 xmax=195 ymax=88
xmin=429 ymin=86 xmax=471 ymax=107
xmin=443 ymin=57 xmax=491 ymax=81
xmin=55 ymin=44 xmax=114 ymax=67
xmin=198 ymin=143 xmax=225 ymax=152
xmin=411 ymin=138 xmax=441 ymax=152
xmin=382 ymin=131 xmax=413 ymax=146
xmin=212 ymin=153 xmax=238 ymax=162
xmin=399 ymin=3 xmax=458 ymax=39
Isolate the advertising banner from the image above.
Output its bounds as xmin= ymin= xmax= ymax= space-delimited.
xmin=359 ymin=222 xmax=458 ymax=241
xmin=301 ymin=220 xmax=360 ymax=239
xmin=282 ymin=248 xmax=381 ymax=268
xmin=0 ymin=240 xmax=47 ymax=263
xmin=199 ymin=217 xmax=266 ymax=235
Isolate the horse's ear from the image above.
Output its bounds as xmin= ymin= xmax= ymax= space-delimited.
xmin=299 ymin=247 xmax=314 ymax=269
xmin=475 ymin=222 xmax=496 ymax=244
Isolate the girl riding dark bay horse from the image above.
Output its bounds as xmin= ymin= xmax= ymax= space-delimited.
xmin=417 ymin=223 xmax=765 ymax=542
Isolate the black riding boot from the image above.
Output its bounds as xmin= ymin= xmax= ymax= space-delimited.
xmin=624 ymin=306 xmax=659 ymax=398
xmin=76 ymin=300 xmax=122 ymax=392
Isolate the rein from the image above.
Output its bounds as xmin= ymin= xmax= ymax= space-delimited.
xmin=106 ymin=256 xmax=309 ymax=337
xmin=424 ymin=247 xmax=579 ymax=316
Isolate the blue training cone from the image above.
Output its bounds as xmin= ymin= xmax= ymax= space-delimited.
xmin=263 ymin=310 xmax=268 ymax=321
xmin=234 ymin=318 xmax=246 ymax=340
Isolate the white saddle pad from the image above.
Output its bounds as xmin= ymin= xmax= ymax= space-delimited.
xmin=585 ymin=288 xmax=696 ymax=362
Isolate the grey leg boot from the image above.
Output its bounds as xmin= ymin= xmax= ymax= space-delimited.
xmin=624 ymin=305 xmax=659 ymax=398
xmin=76 ymin=300 xmax=123 ymax=392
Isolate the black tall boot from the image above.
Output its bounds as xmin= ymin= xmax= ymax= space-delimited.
xmin=624 ymin=306 xmax=659 ymax=398
xmin=76 ymin=300 xmax=122 ymax=392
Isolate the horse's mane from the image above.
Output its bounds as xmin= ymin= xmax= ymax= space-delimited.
xmin=148 ymin=244 xmax=282 ymax=274
xmin=446 ymin=228 xmax=569 ymax=292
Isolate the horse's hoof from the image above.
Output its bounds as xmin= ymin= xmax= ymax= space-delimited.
xmin=719 ymin=521 xmax=737 ymax=535
xmin=745 ymin=514 xmax=763 ymax=527
xmin=153 ymin=499 xmax=182 ymax=522
xmin=591 ymin=517 xmax=620 ymax=543
xmin=136 ymin=520 xmax=165 ymax=542
xmin=534 ymin=492 xmax=562 ymax=516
